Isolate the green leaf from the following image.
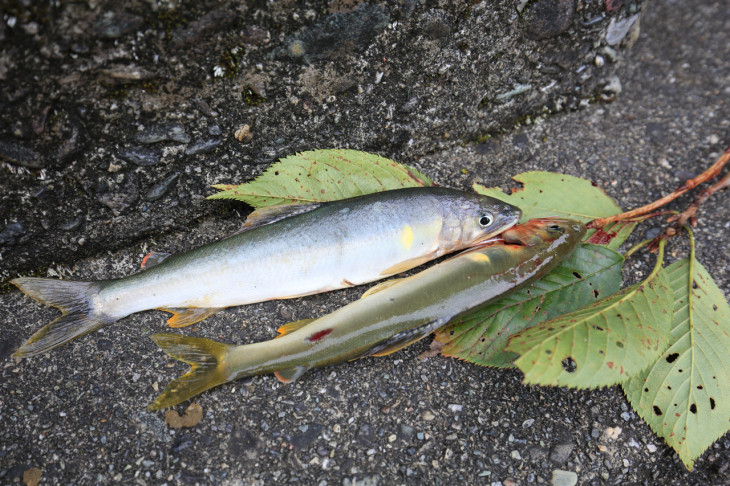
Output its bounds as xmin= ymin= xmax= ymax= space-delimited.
xmin=435 ymin=244 xmax=624 ymax=367
xmin=474 ymin=172 xmax=632 ymax=247
xmin=209 ymin=149 xmax=433 ymax=207
xmin=506 ymin=248 xmax=674 ymax=388
xmin=622 ymin=259 xmax=730 ymax=470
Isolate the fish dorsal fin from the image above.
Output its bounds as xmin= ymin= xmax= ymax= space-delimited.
xmin=242 ymin=203 xmax=323 ymax=230
xmin=355 ymin=318 xmax=446 ymax=359
xmin=361 ymin=279 xmax=404 ymax=299
xmin=141 ymin=251 xmax=172 ymax=269
xmin=275 ymin=318 xmax=316 ymax=338
xmin=274 ymin=365 xmax=309 ymax=383
xmin=158 ymin=307 xmax=224 ymax=328
xmin=380 ymin=253 xmax=435 ymax=276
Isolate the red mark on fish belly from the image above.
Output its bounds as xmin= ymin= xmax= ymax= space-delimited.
xmin=586 ymin=228 xmax=617 ymax=245
xmin=308 ymin=329 xmax=333 ymax=342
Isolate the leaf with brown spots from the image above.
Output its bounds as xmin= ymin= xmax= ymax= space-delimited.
xmin=623 ymin=258 xmax=730 ymax=470
xmin=208 ymin=149 xmax=433 ymax=207
xmin=474 ymin=172 xmax=632 ymax=247
xmin=506 ymin=245 xmax=673 ymax=388
xmin=165 ymin=402 xmax=204 ymax=428
xmin=435 ymin=244 xmax=624 ymax=367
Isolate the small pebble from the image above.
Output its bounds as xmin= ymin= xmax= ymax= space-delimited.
xmin=119 ymin=147 xmax=161 ymax=166
xmin=551 ymin=470 xmax=578 ymax=486
xmin=145 ymin=173 xmax=180 ymax=201
xmin=185 ymin=138 xmax=221 ymax=155
xmin=136 ymin=124 xmax=190 ymax=144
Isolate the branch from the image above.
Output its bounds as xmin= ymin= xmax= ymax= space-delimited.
xmin=668 ymin=170 xmax=730 ymax=227
xmin=588 ymin=146 xmax=730 ymax=229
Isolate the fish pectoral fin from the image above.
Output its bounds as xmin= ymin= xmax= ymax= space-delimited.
xmin=356 ymin=318 xmax=447 ymax=359
xmin=141 ymin=251 xmax=172 ymax=269
xmin=275 ymin=318 xmax=316 ymax=338
xmin=234 ymin=202 xmax=324 ymax=234
xmin=274 ymin=365 xmax=309 ymax=383
xmin=360 ymin=278 xmax=404 ymax=299
xmin=158 ymin=307 xmax=225 ymax=328
xmin=380 ymin=254 xmax=436 ymax=276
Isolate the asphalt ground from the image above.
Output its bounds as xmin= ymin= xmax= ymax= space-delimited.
xmin=2 ymin=1 xmax=729 ymax=485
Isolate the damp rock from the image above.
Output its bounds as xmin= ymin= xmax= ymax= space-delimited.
xmin=281 ymin=3 xmax=389 ymax=63
xmin=59 ymin=215 xmax=85 ymax=231
xmin=145 ymin=173 xmax=179 ymax=201
xmin=119 ymin=146 xmax=161 ymax=166
xmin=99 ymin=65 xmax=155 ymax=84
xmin=550 ymin=441 xmax=574 ymax=464
xmin=524 ymin=0 xmax=576 ymax=40
xmin=185 ymin=138 xmax=221 ymax=155
xmin=97 ymin=175 xmax=139 ymax=216
xmin=419 ymin=9 xmax=452 ymax=42
xmin=0 ymin=222 xmax=26 ymax=246
xmin=240 ymin=25 xmax=270 ymax=45
xmin=136 ymin=124 xmax=190 ymax=144
xmin=290 ymin=423 xmax=324 ymax=450
xmin=605 ymin=14 xmax=640 ymax=46
xmin=173 ymin=9 xmax=234 ymax=48
xmin=95 ymin=11 xmax=144 ymax=39
xmin=56 ymin=112 xmax=85 ymax=162
xmin=0 ymin=140 xmax=44 ymax=169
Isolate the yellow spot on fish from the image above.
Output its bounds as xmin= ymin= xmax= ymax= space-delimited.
xmin=401 ymin=225 xmax=414 ymax=249
xmin=469 ymin=253 xmax=491 ymax=263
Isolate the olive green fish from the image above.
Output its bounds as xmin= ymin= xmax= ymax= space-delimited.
xmin=12 ymin=187 xmax=520 ymax=358
xmin=150 ymin=218 xmax=585 ymax=410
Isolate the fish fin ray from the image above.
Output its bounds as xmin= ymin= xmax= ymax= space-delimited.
xmin=158 ymin=307 xmax=224 ymax=328
xmin=274 ymin=366 xmax=309 ymax=383
xmin=11 ymin=278 xmax=109 ymax=358
xmin=141 ymin=251 xmax=172 ymax=269
xmin=233 ymin=203 xmax=323 ymax=234
xmin=380 ymin=254 xmax=435 ymax=276
xmin=360 ymin=279 xmax=404 ymax=299
xmin=275 ymin=318 xmax=316 ymax=338
xmin=149 ymin=334 xmax=232 ymax=410
xmin=356 ymin=318 xmax=447 ymax=359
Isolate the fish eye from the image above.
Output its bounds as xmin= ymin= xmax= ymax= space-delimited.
xmin=548 ymin=224 xmax=564 ymax=232
xmin=479 ymin=214 xmax=494 ymax=227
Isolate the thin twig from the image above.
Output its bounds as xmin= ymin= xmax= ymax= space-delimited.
xmin=588 ymin=147 xmax=730 ymax=229
xmin=668 ymin=170 xmax=730 ymax=227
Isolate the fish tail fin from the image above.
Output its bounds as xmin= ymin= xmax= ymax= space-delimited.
xmin=12 ymin=277 xmax=109 ymax=358
xmin=149 ymin=333 xmax=233 ymax=410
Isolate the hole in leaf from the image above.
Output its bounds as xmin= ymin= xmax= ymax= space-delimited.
xmin=710 ymin=398 xmax=716 ymax=410
xmin=653 ymin=405 xmax=663 ymax=416
xmin=616 ymin=341 xmax=624 ymax=348
xmin=593 ymin=325 xmax=604 ymax=331
xmin=480 ymin=338 xmax=485 ymax=342
xmin=545 ymin=350 xmax=552 ymax=354
xmin=713 ymin=304 xmax=718 ymax=311
xmin=697 ymin=385 xmax=703 ymax=390
xmin=666 ymin=353 xmax=679 ymax=363
xmin=692 ymin=281 xmax=698 ymax=289
xmin=593 ymin=289 xmax=600 ymax=298
xmin=598 ymin=349 xmax=604 ymax=354
xmin=561 ymin=357 xmax=577 ymax=373
xmin=644 ymin=387 xmax=649 ymax=393
xmin=689 ymin=403 xmax=697 ymax=414
xmin=678 ymin=369 xmax=683 ymax=373
xmin=572 ymin=271 xmax=582 ymax=279
xmin=667 ymin=385 xmax=672 ymax=390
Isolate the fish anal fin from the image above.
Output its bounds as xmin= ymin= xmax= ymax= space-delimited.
xmin=356 ymin=318 xmax=447 ymax=359
xmin=361 ymin=279 xmax=403 ymax=299
xmin=141 ymin=251 xmax=172 ymax=269
xmin=158 ymin=307 xmax=224 ymax=328
xmin=380 ymin=254 xmax=435 ymax=276
xmin=235 ymin=203 xmax=323 ymax=234
xmin=275 ymin=318 xmax=316 ymax=338
xmin=274 ymin=365 xmax=308 ymax=383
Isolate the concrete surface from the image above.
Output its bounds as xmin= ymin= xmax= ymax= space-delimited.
xmin=1 ymin=0 xmax=729 ymax=485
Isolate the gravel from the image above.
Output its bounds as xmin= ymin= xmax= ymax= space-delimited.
xmin=1 ymin=0 xmax=729 ymax=484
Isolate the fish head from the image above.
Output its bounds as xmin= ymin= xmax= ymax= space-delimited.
xmin=502 ymin=218 xmax=586 ymax=247
xmin=449 ymin=195 xmax=522 ymax=248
